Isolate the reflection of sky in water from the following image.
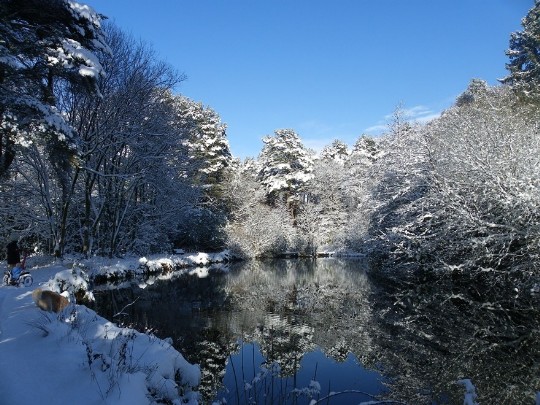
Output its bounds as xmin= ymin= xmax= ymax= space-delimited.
xmin=216 ymin=342 xmax=386 ymax=405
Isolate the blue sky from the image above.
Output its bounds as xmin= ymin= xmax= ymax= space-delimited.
xmin=84 ymin=0 xmax=533 ymax=158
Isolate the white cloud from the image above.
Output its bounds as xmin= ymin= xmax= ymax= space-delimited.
xmin=413 ymin=112 xmax=441 ymax=124
xmin=365 ymin=104 xmax=441 ymax=135
xmin=363 ymin=124 xmax=388 ymax=134
xmin=383 ymin=105 xmax=439 ymax=121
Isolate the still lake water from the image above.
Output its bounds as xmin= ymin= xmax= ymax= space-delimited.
xmin=92 ymin=258 xmax=540 ymax=404
xmin=93 ymin=258 xmax=388 ymax=404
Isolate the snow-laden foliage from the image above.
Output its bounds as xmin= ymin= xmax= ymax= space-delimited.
xmin=420 ymin=82 xmax=540 ymax=273
xmin=362 ymin=85 xmax=540 ymax=404
xmin=319 ymin=139 xmax=350 ymax=164
xmin=224 ymin=160 xmax=294 ymax=258
xmin=257 ymin=129 xmax=314 ymax=207
xmin=221 ymin=131 xmax=381 ymax=257
xmin=42 ymin=263 xmax=94 ymax=302
xmin=298 ymin=158 xmax=348 ymax=252
xmin=0 ymin=24 xmax=233 ymax=257
xmin=65 ymin=26 xmax=191 ymax=257
xmin=369 ymin=82 xmax=540 ymax=277
xmin=502 ymin=0 xmax=540 ymax=88
xmin=364 ymin=108 xmax=430 ymax=266
xmin=173 ymin=96 xmax=232 ymax=189
xmin=339 ymin=135 xmax=381 ymax=250
xmin=0 ymin=0 xmax=109 ymax=176
xmin=168 ymin=96 xmax=233 ymax=250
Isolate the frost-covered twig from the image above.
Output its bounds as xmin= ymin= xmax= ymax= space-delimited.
xmin=113 ymin=297 xmax=140 ymax=318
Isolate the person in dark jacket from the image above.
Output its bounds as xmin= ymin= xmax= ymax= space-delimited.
xmin=6 ymin=239 xmax=20 ymax=270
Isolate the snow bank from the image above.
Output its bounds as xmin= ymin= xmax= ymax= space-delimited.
xmin=88 ymin=250 xmax=234 ymax=282
xmin=66 ymin=306 xmax=198 ymax=403
xmin=73 ymin=305 xmax=200 ymax=403
xmin=0 ymin=252 xmax=239 ymax=404
xmin=0 ymin=263 xmax=201 ymax=404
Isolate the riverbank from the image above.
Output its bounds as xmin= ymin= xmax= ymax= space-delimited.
xmin=0 ymin=257 xmax=201 ymax=405
xmin=82 ymin=250 xmax=234 ymax=283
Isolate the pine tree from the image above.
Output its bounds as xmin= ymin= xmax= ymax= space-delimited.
xmin=0 ymin=0 xmax=109 ymax=176
xmin=257 ymin=129 xmax=314 ymax=212
xmin=350 ymin=135 xmax=379 ymax=164
xmin=502 ymin=1 xmax=540 ymax=88
xmin=170 ymin=96 xmax=232 ymax=249
xmin=173 ymin=96 xmax=232 ymax=196
xmin=343 ymin=134 xmax=380 ymax=211
xmin=319 ymin=139 xmax=349 ymax=164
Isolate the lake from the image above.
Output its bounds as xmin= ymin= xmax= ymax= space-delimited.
xmin=92 ymin=258 xmax=540 ymax=404
xmin=93 ymin=258 xmax=388 ymax=404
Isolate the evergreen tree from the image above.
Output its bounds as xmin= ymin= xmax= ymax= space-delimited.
xmin=502 ymin=1 xmax=540 ymax=88
xmin=342 ymin=134 xmax=380 ymax=213
xmin=350 ymin=135 xmax=379 ymax=165
xmin=319 ymin=139 xmax=349 ymax=164
xmin=257 ymin=129 xmax=314 ymax=213
xmin=169 ymin=96 xmax=232 ymax=250
xmin=0 ymin=0 xmax=109 ymax=176
xmin=173 ymin=96 xmax=232 ymax=197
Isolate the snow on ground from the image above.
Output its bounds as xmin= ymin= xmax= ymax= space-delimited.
xmin=0 ymin=258 xmax=202 ymax=405
xmin=86 ymin=250 xmax=233 ymax=282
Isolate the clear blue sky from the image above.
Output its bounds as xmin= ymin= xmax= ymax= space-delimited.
xmin=83 ymin=0 xmax=533 ymax=158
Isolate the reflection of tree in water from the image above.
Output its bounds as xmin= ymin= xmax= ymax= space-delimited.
xmin=225 ymin=259 xmax=375 ymax=371
xmin=367 ymin=269 xmax=540 ymax=404
xmin=197 ymin=328 xmax=239 ymax=401
xmin=93 ymin=259 xmax=380 ymax=403
xmin=252 ymin=315 xmax=314 ymax=377
xmin=93 ymin=270 xmax=238 ymax=401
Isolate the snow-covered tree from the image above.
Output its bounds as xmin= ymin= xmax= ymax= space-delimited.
xmin=361 ymin=106 xmax=428 ymax=260
xmin=350 ymin=135 xmax=379 ymax=167
xmin=300 ymin=142 xmax=351 ymax=251
xmin=0 ymin=0 xmax=109 ymax=176
xmin=343 ymin=134 xmax=380 ymax=211
xmin=173 ymin=96 xmax=232 ymax=194
xmin=257 ymin=129 xmax=314 ymax=216
xmin=224 ymin=160 xmax=293 ymax=258
xmin=366 ymin=81 xmax=540 ymax=280
xmin=319 ymin=139 xmax=349 ymax=164
xmin=501 ymin=1 xmax=540 ymax=88
xmin=420 ymin=81 xmax=540 ymax=273
xmin=167 ymin=96 xmax=232 ymax=250
xmin=67 ymin=26 xmax=194 ymax=256
xmin=0 ymin=23 xmax=205 ymax=257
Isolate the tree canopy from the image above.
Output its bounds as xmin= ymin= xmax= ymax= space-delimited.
xmin=0 ymin=0 xmax=109 ymax=176
xmin=502 ymin=0 xmax=540 ymax=88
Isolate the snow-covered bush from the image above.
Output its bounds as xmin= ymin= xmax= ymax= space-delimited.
xmin=367 ymin=82 xmax=540 ymax=279
xmin=364 ymin=108 xmax=430 ymax=268
xmin=419 ymin=82 xmax=540 ymax=274
xmin=224 ymin=161 xmax=294 ymax=258
xmin=43 ymin=264 xmax=94 ymax=303
xmin=363 ymin=84 xmax=540 ymax=404
xmin=226 ymin=202 xmax=293 ymax=258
